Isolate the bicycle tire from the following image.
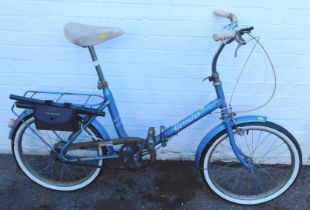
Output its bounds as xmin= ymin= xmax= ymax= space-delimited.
xmin=199 ymin=121 xmax=301 ymax=205
xmin=12 ymin=114 xmax=105 ymax=191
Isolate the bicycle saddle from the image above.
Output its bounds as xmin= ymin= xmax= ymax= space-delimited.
xmin=64 ymin=22 xmax=123 ymax=47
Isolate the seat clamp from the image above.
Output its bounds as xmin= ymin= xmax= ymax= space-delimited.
xmin=97 ymin=80 xmax=108 ymax=90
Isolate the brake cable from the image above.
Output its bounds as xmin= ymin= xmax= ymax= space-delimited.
xmin=208 ymin=31 xmax=277 ymax=116
xmin=228 ymin=33 xmax=277 ymax=113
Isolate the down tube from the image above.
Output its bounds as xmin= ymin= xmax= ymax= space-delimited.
xmin=157 ymin=98 xmax=223 ymax=144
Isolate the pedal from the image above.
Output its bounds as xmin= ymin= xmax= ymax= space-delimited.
xmin=146 ymin=127 xmax=156 ymax=148
xmin=160 ymin=125 xmax=167 ymax=147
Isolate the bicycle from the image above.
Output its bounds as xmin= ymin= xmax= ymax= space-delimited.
xmin=8 ymin=9 xmax=301 ymax=205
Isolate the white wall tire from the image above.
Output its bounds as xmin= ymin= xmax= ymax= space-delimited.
xmin=12 ymin=116 xmax=103 ymax=191
xmin=199 ymin=121 xmax=301 ymax=205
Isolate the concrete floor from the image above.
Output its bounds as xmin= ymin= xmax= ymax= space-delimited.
xmin=0 ymin=154 xmax=309 ymax=210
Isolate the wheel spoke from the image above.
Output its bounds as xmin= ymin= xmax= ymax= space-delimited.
xmin=33 ymin=158 xmax=50 ymax=169
xmin=59 ymin=165 xmax=65 ymax=182
xmin=251 ymin=130 xmax=254 ymax=159
xmin=243 ymin=133 xmax=252 ymax=157
xmin=252 ymin=132 xmax=272 ymax=155
xmin=256 ymin=148 xmax=290 ymax=164
xmin=251 ymin=171 xmax=265 ymax=194
xmin=252 ymin=130 xmax=263 ymax=155
xmin=231 ymin=167 xmax=244 ymax=192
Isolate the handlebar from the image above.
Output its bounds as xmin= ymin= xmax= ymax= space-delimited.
xmin=209 ymin=10 xmax=255 ymax=79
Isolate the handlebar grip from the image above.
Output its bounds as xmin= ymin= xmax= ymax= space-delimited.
xmin=213 ymin=9 xmax=231 ymax=19
xmin=213 ymin=9 xmax=238 ymax=23
xmin=212 ymin=32 xmax=235 ymax=42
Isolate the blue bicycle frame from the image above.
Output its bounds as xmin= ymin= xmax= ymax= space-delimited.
xmin=9 ymin=43 xmax=257 ymax=171
xmin=74 ymin=43 xmax=253 ymax=169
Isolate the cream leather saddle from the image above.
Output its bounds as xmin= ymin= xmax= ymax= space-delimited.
xmin=64 ymin=22 xmax=123 ymax=47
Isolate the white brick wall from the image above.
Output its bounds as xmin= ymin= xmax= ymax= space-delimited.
xmin=1 ymin=0 xmax=310 ymax=163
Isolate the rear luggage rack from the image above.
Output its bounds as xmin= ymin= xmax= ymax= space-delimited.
xmin=10 ymin=91 xmax=107 ymax=116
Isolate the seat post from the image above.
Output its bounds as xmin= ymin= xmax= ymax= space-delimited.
xmin=88 ymin=46 xmax=108 ymax=89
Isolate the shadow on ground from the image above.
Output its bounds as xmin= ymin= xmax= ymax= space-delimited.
xmin=0 ymin=154 xmax=309 ymax=210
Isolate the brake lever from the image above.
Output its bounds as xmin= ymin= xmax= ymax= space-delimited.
xmin=234 ymin=43 xmax=242 ymax=57
xmin=234 ymin=26 xmax=254 ymax=57
xmin=234 ymin=31 xmax=247 ymax=57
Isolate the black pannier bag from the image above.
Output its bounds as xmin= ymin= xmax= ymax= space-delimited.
xmin=34 ymin=104 xmax=79 ymax=131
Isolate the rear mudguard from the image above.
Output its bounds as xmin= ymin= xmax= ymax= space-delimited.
xmin=194 ymin=115 xmax=267 ymax=171
xmin=9 ymin=110 xmax=111 ymax=141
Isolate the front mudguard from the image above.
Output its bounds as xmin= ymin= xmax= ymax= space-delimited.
xmin=194 ymin=115 xmax=267 ymax=171
xmin=9 ymin=110 xmax=111 ymax=141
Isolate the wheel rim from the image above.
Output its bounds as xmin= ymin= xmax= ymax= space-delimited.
xmin=14 ymin=117 xmax=102 ymax=190
xmin=203 ymin=125 xmax=299 ymax=204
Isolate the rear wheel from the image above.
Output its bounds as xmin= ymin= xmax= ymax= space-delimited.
xmin=200 ymin=121 xmax=301 ymax=205
xmin=12 ymin=115 xmax=104 ymax=191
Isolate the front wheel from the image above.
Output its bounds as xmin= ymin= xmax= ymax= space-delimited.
xmin=200 ymin=121 xmax=301 ymax=205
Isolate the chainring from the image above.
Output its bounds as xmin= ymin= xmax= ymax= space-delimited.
xmin=119 ymin=143 xmax=156 ymax=170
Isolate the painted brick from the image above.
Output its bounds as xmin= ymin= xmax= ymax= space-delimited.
xmin=1 ymin=0 xmax=310 ymax=162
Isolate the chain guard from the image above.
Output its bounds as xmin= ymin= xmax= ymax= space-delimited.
xmin=119 ymin=142 xmax=156 ymax=170
xmin=53 ymin=137 xmax=157 ymax=171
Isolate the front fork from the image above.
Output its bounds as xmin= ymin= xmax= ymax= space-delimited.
xmin=213 ymin=78 xmax=253 ymax=171
xmin=223 ymin=117 xmax=254 ymax=171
